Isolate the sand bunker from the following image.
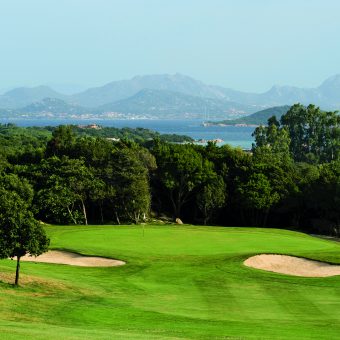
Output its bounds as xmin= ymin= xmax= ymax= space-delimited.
xmin=244 ymin=254 xmax=340 ymax=277
xmin=19 ymin=250 xmax=125 ymax=267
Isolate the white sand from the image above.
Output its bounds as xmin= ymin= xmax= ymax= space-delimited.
xmin=18 ymin=250 xmax=125 ymax=267
xmin=244 ymin=254 xmax=340 ymax=277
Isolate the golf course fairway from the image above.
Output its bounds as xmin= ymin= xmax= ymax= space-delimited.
xmin=1 ymin=225 xmax=340 ymax=339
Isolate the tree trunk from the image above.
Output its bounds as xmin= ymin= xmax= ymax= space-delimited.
xmin=176 ymin=195 xmax=182 ymax=219
xmin=15 ymin=256 xmax=21 ymax=286
xmin=115 ymin=212 xmax=120 ymax=225
xmin=81 ymin=199 xmax=88 ymax=225
xmin=100 ymin=203 xmax=104 ymax=224
xmin=255 ymin=209 xmax=260 ymax=227
xmin=169 ymin=193 xmax=178 ymax=221
xmin=67 ymin=206 xmax=77 ymax=224
xmin=263 ymin=208 xmax=270 ymax=227
xmin=174 ymin=205 xmax=181 ymax=221
xmin=239 ymin=208 xmax=246 ymax=226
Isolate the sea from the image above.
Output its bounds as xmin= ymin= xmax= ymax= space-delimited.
xmin=0 ymin=118 xmax=255 ymax=149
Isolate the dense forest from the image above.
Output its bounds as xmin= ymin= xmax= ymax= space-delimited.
xmin=0 ymin=103 xmax=339 ymax=236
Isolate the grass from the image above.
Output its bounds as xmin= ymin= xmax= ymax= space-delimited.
xmin=1 ymin=224 xmax=340 ymax=339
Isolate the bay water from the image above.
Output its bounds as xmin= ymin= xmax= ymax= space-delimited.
xmin=0 ymin=118 xmax=255 ymax=149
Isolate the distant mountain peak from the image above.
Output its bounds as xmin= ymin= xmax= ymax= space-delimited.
xmin=265 ymin=85 xmax=292 ymax=96
xmin=71 ymin=73 xmax=227 ymax=107
xmin=267 ymin=85 xmax=281 ymax=93
xmin=319 ymin=74 xmax=340 ymax=88
xmin=0 ymin=86 xmax=66 ymax=109
xmin=129 ymin=73 xmax=204 ymax=85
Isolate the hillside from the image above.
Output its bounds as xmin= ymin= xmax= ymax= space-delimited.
xmin=0 ymin=86 xmax=66 ymax=109
xmin=72 ymin=73 xmax=230 ymax=107
xmin=97 ymin=88 xmax=253 ymax=119
xmin=208 ymin=105 xmax=291 ymax=125
xmin=0 ymin=91 xmax=253 ymax=120
xmin=18 ymin=98 xmax=89 ymax=115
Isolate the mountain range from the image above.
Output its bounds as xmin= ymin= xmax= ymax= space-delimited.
xmin=0 ymin=74 xmax=339 ymax=120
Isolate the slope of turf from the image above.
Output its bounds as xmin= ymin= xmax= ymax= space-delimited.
xmin=1 ymin=225 xmax=340 ymax=339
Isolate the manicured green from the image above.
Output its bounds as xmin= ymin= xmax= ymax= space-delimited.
xmin=1 ymin=225 xmax=340 ymax=339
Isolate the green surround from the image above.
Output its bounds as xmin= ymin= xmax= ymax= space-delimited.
xmin=1 ymin=225 xmax=340 ymax=339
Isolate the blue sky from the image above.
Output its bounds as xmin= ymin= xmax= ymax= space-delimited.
xmin=0 ymin=0 xmax=339 ymax=92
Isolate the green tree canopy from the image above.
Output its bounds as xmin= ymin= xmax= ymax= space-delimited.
xmin=105 ymin=148 xmax=151 ymax=224
xmin=280 ymin=104 xmax=340 ymax=163
xmin=0 ymin=177 xmax=49 ymax=285
xmin=196 ymin=175 xmax=226 ymax=225
xmin=153 ymin=142 xmax=216 ymax=219
xmin=45 ymin=125 xmax=76 ymax=158
xmin=35 ymin=157 xmax=101 ymax=225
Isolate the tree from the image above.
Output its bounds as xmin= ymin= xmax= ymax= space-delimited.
xmin=36 ymin=157 xmax=100 ymax=225
xmin=237 ymin=173 xmax=280 ymax=226
xmin=104 ymin=148 xmax=151 ymax=224
xmin=253 ymin=105 xmax=340 ymax=164
xmin=305 ymin=160 xmax=340 ymax=235
xmin=280 ymin=104 xmax=340 ymax=163
xmin=287 ymin=162 xmax=320 ymax=228
xmin=60 ymin=158 xmax=97 ymax=225
xmin=252 ymin=116 xmax=292 ymax=163
xmin=152 ymin=143 xmax=216 ymax=219
xmin=45 ymin=125 xmax=76 ymax=158
xmin=36 ymin=176 xmax=82 ymax=224
xmin=0 ymin=181 xmax=49 ymax=285
xmin=71 ymin=136 xmax=115 ymax=167
xmin=196 ymin=176 xmax=226 ymax=225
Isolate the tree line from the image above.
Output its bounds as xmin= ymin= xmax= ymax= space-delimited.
xmin=0 ymin=103 xmax=338 ymax=248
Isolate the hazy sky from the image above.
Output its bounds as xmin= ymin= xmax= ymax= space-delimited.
xmin=1 ymin=0 xmax=339 ymax=92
